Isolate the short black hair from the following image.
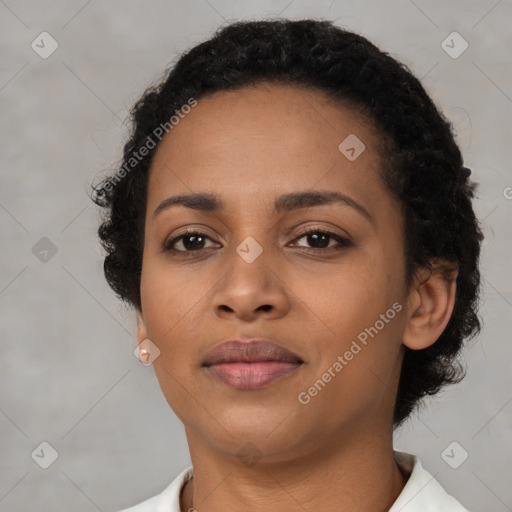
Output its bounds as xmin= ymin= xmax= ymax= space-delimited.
xmin=92 ymin=18 xmax=484 ymax=430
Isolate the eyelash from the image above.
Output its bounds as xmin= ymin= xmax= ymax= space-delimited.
xmin=162 ymin=226 xmax=352 ymax=256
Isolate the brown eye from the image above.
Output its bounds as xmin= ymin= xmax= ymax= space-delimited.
xmin=292 ymin=227 xmax=352 ymax=251
xmin=163 ymin=230 xmax=220 ymax=253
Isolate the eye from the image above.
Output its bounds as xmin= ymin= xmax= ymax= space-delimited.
xmin=163 ymin=229 xmax=220 ymax=254
xmin=290 ymin=226 xmax=353 ymax=252
xmin=162 ymin=226 xmax=352 ymax=256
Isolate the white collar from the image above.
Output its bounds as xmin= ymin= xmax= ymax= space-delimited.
xmin=389 ymin=451 xmax=469 ymax=511
xmin=118 ymin=451 xmax=469 ymax=512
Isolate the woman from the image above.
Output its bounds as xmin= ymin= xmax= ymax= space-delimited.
xmin=93 ymin=18 xmax=482 ymax=512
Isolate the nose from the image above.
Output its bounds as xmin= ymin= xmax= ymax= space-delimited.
xmin=211 ymin=243 xmax=291 ymax=322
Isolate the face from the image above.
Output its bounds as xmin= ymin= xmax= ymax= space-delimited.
xmin=137 ymin=82 xmax=411 ymax=461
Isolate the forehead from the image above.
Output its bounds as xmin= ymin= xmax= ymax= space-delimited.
xmin=147 ymin=82 xmax=388 ymax=216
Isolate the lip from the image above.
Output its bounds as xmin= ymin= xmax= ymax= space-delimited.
xmin=202 ymin=339 xmax=303 ymax=390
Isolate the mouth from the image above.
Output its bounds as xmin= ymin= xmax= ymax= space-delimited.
xmin=202 ymin=339 xmax=304 ymax=390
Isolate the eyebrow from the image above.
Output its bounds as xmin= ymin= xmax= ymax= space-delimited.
xmin=153 ymin=190 xmax=373 ymax=224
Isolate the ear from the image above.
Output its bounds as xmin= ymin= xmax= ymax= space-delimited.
xmin=402 ymin=261 xmax=458 ymax=351
xmin=135 ymin=307 xmax=149 ymax=346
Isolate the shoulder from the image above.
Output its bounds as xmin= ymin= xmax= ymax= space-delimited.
xmin=116 ymin=466 xmax=193 ymax=512
xmin=390 ymin=451 xmax=470 ymax=512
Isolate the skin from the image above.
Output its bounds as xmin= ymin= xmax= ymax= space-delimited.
xmin=135 ymin=82 xmax=458 ymax=512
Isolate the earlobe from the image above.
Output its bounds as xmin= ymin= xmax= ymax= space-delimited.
xmin=402 ymin=263 xmax=458 ymax=351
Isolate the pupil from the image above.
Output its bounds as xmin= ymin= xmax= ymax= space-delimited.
xmin=309 ymin=233 xmax=329 ymax=248
xmin=184 ymin=235 xmax=204 ymax=250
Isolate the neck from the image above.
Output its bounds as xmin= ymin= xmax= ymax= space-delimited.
xmin=180 ymin=426 xmax=409 ymax=512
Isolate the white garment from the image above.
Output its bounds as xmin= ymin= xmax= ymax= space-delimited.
xmin=117 ymin=450 xmax=469 ymax=512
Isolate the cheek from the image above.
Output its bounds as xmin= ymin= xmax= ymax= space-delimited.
xmin=139 ymin=263 xmax=208 ymax=415
xmin=293 ymin=266 xmax=405 ymax=425
xmin=139 ymin=259 xmax=209 ymax=349
xmin=293 ymin=251 xmax=402 ymax=344
xmin=294 ymin=250 xmax=406 ymax=404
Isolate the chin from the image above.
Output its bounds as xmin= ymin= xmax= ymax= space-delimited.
xmin=198 ymin=404 xmax=308 ymax=450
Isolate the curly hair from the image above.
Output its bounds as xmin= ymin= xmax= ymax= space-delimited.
xmin=91 ymin=18 xmax=483 ymax=429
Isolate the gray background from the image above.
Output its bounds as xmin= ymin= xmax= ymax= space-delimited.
xmin=1 ymin=0 xmax=511 ymax=511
